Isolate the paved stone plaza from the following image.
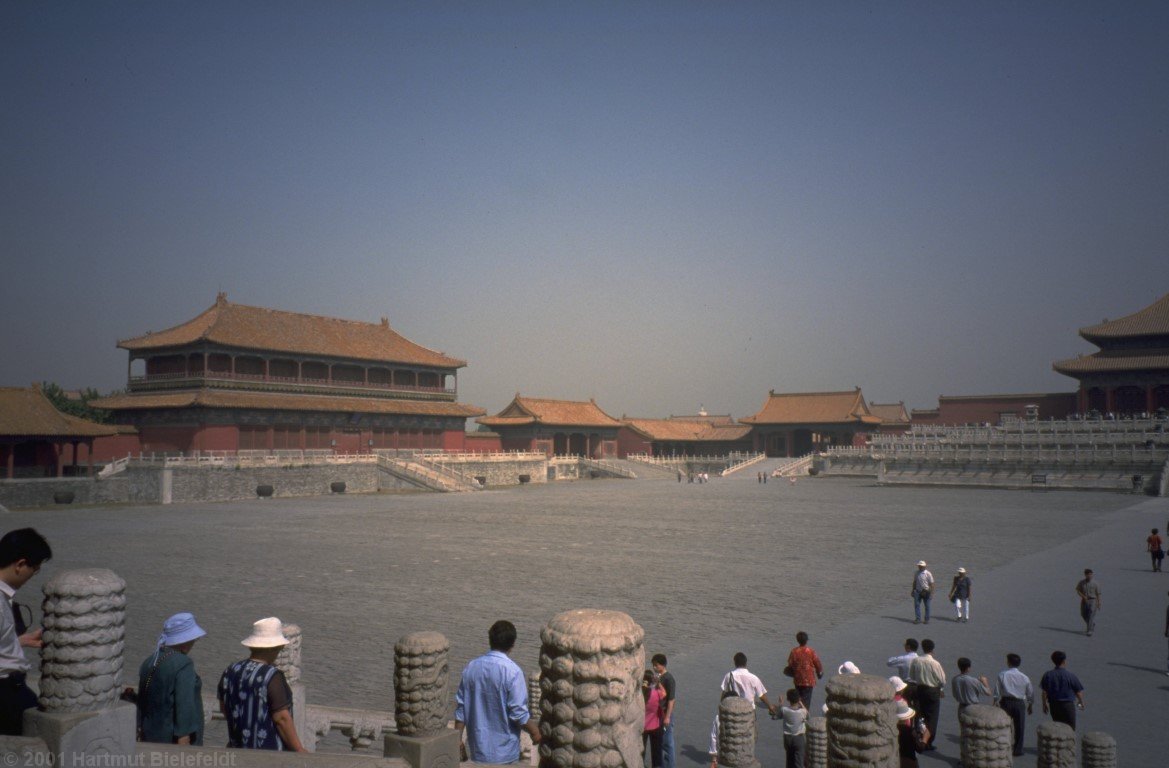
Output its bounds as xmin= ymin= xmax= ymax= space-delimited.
xmin=5 ymin=473 xmax=1162 ymax=764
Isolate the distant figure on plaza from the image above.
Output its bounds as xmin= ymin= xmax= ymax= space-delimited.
xmin=652 ymin=654 xmax=677 ymax=768
xmin=1147 ymin=528 xmax=1163 ymax=572
xmin=908 ymin=639 xmax=944 ymax=751
xmin=137 ymin=612 xmax=207 ymax=745
xmin=455 ymin=620 xmax=539 ymax=764
xmin=1075 ymin=569 xmax=1102 ymax=636
xmin=911 ymin=561 xmax=934 ymax=624
xmin=950 ymin=657 xmax=990 ymax=715
xmin=887 ymin=638 xmax=919 ymax=705
xmin=217 ymin=617 xmax=307 ymax=752
xmin=0 ymin=528 xmax=52 ymax=736
xmin=720 ymin=651 xmax=776 ymax=716
xmin=642 ymin=669 xmax=665 ymax=768
xmin=1039 ymin=650 xmax=1084 ymax=730
xmin=994 ymin=653 xmax=1033 ymax=757
xmin=947 ymin=567 xmax=972 ymax=623
xmin=785 ymin=631 xmax=823 ymax=709
xmin=779 ymin=688 xmax=806 ymax=768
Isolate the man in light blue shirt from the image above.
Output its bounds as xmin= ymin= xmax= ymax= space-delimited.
xmin=455 ymin=620 xmax=540 ymax=763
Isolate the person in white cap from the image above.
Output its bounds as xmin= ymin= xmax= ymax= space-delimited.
xmin=948 ymin=567 xmax=973 ymax=623
xmin=896 ymin=698 xmax=929 ymax=766
xmin=137 ymin=612 xmax=207 ymax=744
xmin=910 ymin=561 xmax=934 ymax=625
xmin=217 ymin=617 xmax=307 ymax=752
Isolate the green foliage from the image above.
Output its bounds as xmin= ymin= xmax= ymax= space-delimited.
xmin=40 ymin=381 xmax=113 ymax=424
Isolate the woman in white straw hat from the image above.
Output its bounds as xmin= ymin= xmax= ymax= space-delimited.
xmin=136 ymin=612 xmax=207 ymax=745
xmin=216 ymin=617 xmax=307 ymax=752
xmin=895 ymin=698 xmax=928 ymax=767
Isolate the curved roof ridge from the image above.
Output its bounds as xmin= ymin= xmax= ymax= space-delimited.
xmin=1080 ymin=292 xmax=1169 ymax=341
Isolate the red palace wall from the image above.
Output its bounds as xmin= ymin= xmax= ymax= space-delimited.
xmin=915 ymin=393 xmax=1078 ymax=426
xmin=193 ymin=425 xmax=238 ymax=452
xmin=442 ymin=429 xmax=467 ymax=452
xmin=616 ymin=427 xmax=652 ymax=458
xmin=464 ymin=433 xmax=502 ymax=452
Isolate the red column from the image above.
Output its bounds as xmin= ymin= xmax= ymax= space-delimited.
xmin=86 ymin=440 xmax=94 ymax=477
xmin=1105 ymin=387 xmax=1115 ymax=413
xmin=4 ymin=446 xmax=12 ymax=479
xmin=55 ymin=444 xmax=64 ymax=477
xmin=1148 ymin=386 xmax=1156 ymax=413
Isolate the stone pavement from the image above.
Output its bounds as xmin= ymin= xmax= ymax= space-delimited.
xmin=668 ymin=493 xmax=1167 ymax=768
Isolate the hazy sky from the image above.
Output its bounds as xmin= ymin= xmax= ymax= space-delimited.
xmin=3 ymin=2 xmax=1167 ymax=421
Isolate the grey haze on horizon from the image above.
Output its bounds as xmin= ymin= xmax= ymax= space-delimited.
xmin=2 ymin=3 xmax=1166 ymax=421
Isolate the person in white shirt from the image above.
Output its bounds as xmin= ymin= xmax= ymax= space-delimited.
xmin=720 ymin=652 xmax=777 ymax=716
xmin=911 ymin=561 xmax=935 ymax=624
xmin=0 ymin=528 xmax=52 ymax=736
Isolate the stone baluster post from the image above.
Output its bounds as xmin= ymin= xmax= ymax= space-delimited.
xmin=1080 ymin=732 xmax=1117 ymax=768
xmin=537 ymin=609 xmax=644 ymax=768
xmin=1036 ymin=721 xmax=1076 ymax=768
xmin=25 ymin=569 xmax=135 ymax=768
xmin=715 ymin=696 xmax=758 ymax=768
xmin=823 ymin=674 xmax=897 ymax=768
xmin=805 ymin=716 xmax=827 ymax=768
xmin=273 ymin=623 xmax=313 ymax=751
xmin=384 ymin=631 xmax=459 ymax=768
xmin=523 ymin=670 xmax=541 ymax=763
xmin=958 ymin=704 xmax=1013 ymax=768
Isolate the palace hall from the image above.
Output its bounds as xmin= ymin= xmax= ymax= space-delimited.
xmin=91 ymin=295 xmax=485 ymax=453
xmin=1053 ymin=292 xmax=1169 ymax=414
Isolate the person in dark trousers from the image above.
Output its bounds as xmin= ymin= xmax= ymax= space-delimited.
xmin=994 ymin=653 xmax=1033 ymax=757
xmin=1040 ymin=651 xmax=1084 ymax=730
xmin=907 ymin=639 xmax=944 ymax=751
xmin=1075 ymin=569 xmax=1101 ymax=636
xmin=0 ymin=528 xmax=52 ymax=736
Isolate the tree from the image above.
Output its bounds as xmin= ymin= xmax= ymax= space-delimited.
xmin=40 ymin=382 xmax=112 ymax=424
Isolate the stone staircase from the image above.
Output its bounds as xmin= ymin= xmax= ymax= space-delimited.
xmin=772 ymin=454 xmax=814 ymax=477
xmin=376 ymin=455 xmax=482 ymax=492
xmin=720 ymin=453 xmax=767 ymax=476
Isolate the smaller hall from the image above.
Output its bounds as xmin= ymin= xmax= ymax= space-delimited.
xmin=740 ymin=388 xmax=881 ymax=457
xmin=478 ymin=396 xmax=621 ymax=458
xmin=0 ymin=386 xmax=118 ymax=478
xmin=1053 ymin=292 xmax=1169 ymax=415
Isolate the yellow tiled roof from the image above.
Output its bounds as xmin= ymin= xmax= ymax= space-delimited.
xmin=622 ymin=418 xmax=751 ymax=442
xmin=868 ymin=402 xmax=910 ymax=424
xmin=89 ymin=390 xmax=485 ymax=418
xmin=1053 ymin=351 xmax=1169 ymax=375
xmin=740 ymin=388 xmax=882 ymax=426
xmin=479 ymin=395 xmax=621 ymax=428
xmin=118 ymin=294 xmax=466 ymax=368
xmin=1080 ymin=293 xmax=1169 ymax=342
xmin=0 ymin=387 xmax=118 ymax=438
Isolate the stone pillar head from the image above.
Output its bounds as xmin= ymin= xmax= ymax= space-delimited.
xmin=39 ymin=569 xmax=127 ymax=713
xmin=716 ymin=696 xmax=758 ymax=768
xmin=393 ymin=631 xmax=450 ymax=738
xmin=958 ymin=703 xmax=1013 ymax=768
xmin=538 ymin=609 xmax=645 ymax=768
xmin=1080 ymin=731 xmax=1117 ymax=768
xmin=1036 ymin=721 xmax=1076 ymax=768
xmin=275 ymin=623 xmax=302 ymax=684
xmin=823 ymin=673 xmax=897 ymax=768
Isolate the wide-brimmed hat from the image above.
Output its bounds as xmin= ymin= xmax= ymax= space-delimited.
xmin=838 ymin=661 xmax=860 ymax=675
xmin=896 ymin=700 xmax=916 ymax=720
xmin=917 ymin=560 xmax=928 ymax=567
xmin=159 ymin=612 xmax=206 ymax=647
xmin=241 ymin=617 xmax=289 ymax=648
xmin=957 ymin=567 xmax=967 ymax=574
xmin=888 ymin=676 xmax=908 ymax=693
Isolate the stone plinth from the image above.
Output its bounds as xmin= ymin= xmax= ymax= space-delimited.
xmin=38 ymin=568 xmax=127 ymax=713
xmin=716 ymin=696 xmax=758 ymax=768
xmin=958 ymin=704 xmax=1013 ymax=768
xmin=1080 ymin=731 xmax=1117 ymax=768
xmin=823 ymin=674 xmax=897 ymax=768
xmin=806 ymin=717 xmax=827 ymax=768
xmin=537 ymin=609 xmax=645 ymax=768
xmin=1037 ymin=721 xmax=1076 ymax=768
xmin=24 ymin=701 xmax=136 ymax=768
xmin=273 ymin=623 xmax=312 ymax=751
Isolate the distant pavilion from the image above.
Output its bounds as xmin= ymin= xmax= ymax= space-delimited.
xmin=868 ymin=402 xmax=911 ymax=433
xmin=618 ymin=417 xmax=751 ymax=457
xmin=0 ymin=386 xmax=117 ymax=477
xmin=740 ymin=388 xmax=881 ymax=457
xmin=1053 ymin=292 xmax=1169 ymax=414
xmin=91 ymin=294 xmax=484 ymax=453
xmin=478 ymin=395 xmax=621 ymax=458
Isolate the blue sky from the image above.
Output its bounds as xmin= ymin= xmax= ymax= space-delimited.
xmin=2 ymin=2 xmax=1166 ymax=420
